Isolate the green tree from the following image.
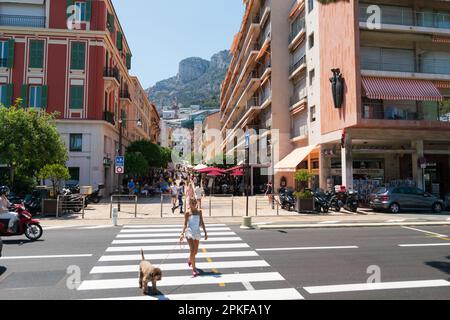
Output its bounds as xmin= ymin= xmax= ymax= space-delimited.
xmin=0 ymin=99 xmax=68 ymax=189
xmin=125 ymin=152 xmax=150 ymax=179
xmin=37 ymin=164 xmax=70 ymax=198
xmin=294 ymin=169 xmax=314 ymax=199
xmin=126 ymin=140 xmax=170 ymax=168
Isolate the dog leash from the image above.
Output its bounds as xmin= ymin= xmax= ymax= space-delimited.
xmin=156 ymin=239 xmax=186 ymax=268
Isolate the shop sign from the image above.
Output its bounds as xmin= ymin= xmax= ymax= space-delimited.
xmin=331 ymin=169 xmax=385 ymax=176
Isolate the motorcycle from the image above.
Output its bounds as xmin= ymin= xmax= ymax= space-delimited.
xmin=61 ymin=188 xmax=87 ymax=213
xmin=0 ymin=204 xmax=43 ymax=241
xmin=279 ymin=188 xmax=296 ymax=211
xmin=313 ymin=190 xmax=330 ymax=214
xmin=86 ymin=189 xmax=103 ymax=204
xmin=332 ymin=190 xmax=359 ymax=213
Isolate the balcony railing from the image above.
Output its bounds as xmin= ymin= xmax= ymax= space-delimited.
xmin=0 ymin=14 xmax=46 ymax=28
xmin=361 ymin=57 xmax=450 ymax=75
xmin=289 ymin=17 xmax=306 ymax=44
xmin=104 ymin=111 xmax=116 ymax=126
xmin=290 ymin=88 xmax=308 ymax=106
xmin=359 ymin=5 xmax=450 ymax=29
xmin=292 ymin=124 xmax=309 ymax=139
xmin=104 ymin=67 xmax=120 ymax=83
xmin=290 ymin=55 xmax=307 ymax=75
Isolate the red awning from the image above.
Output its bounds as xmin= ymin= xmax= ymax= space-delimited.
xmin=362 ymin=77 xmax=443 ymax=102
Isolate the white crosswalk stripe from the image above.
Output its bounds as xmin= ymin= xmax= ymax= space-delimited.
xmin=77 ymin=224 xmax=303 ymax=300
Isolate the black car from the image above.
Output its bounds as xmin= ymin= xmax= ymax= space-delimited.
xmin=0 ymin=237 xmax=3 ymax=258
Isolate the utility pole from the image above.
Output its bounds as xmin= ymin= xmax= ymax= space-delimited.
xmin=118 ymin=119 xmax=123 ymax=211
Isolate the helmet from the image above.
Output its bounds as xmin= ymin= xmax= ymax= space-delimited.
xmin=0 ymin=186 xmax=10 ymax=196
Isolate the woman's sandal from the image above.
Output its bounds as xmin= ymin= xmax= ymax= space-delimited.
xmin=192 ymin=270 xmax=199 ymax=277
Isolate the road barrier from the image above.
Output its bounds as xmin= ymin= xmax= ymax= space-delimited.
xmin=57 ymin=195 xmax=86 ymax=219
xmin=110 ymin=195 xmax=138 ymax=218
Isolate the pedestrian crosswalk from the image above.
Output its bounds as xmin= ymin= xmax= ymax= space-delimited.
xmin=77 ymin=223 xmax=304 ymax=300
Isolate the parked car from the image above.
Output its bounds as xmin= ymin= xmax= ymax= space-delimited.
xmin=370 ymin=187 xmax=444 ymax=214
xmin=0 ymin=236 xmax=2 ymax=258
xmin=445 ymin=192 xmax=450 ymax=211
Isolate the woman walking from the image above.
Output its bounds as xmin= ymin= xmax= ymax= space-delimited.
xmin=180 ymin=198 xmax=208 ymax=277
xmin=185 ymin=180 xmax=195 ymax=211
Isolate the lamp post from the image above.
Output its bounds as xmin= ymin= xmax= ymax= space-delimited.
xmin=241 ymin=132 xmax=252 ymax=229
xmin=117 ymin=117 xmax=142 ymax=211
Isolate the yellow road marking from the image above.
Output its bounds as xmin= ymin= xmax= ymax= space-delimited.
xmin=202 ymin=249 xmax=225 ymax=287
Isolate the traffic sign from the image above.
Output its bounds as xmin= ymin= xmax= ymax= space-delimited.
xmin=115 ymin=166 xmax=124 ymax=174
xmin=245 ymin=133 xmax=250 ymax=149
xmin=116 ymin=156 xmax=125 ymax=166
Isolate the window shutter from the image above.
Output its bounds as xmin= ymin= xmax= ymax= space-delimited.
xmin=126 ymin=53 xmax=131 ymax=70
xmin=29 ymin=40 xmax=44 ymax=69
xmin=86 ymin=0 xmax=92 ymax=21
xmin=116 ymin=32 xmax=123 ymax=51
xmin=71 ymin=42 xmax=85 ymax=70
xmin=66 ymin=0 xmax=75 ymax=18
xmin=107 ymin=13 xmax=115 ymax=33
xmin=7 ymin=39 xmax=14 ymax=68
xmin=121 ymin=109 xmax=127 ymax=128
xmin=20 ymin=85 xmax=28 ymax=107
xmin=41 ymin=85 xmax=48 ymax=108
xmin=70 ymin=85 xmax=84 ymax=109
xmin=5 ymin=84 xmax=13 ymax=107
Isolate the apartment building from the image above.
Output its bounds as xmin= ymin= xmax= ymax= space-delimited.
xmin=0 ymin=0 xmax=159 ymax=194
xmin=222 ymin=0 xmax=450 ymax=198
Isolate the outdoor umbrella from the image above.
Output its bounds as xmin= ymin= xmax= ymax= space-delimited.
xmin=197 ymin=167 xmax=226 ymax=174
xmin=194 ymin=164 xmax=208 ymax=171
xmin=230 ymin=170 xmax=244 ymax=177
xmin=207 ymin=171 xmax=224 ymax=195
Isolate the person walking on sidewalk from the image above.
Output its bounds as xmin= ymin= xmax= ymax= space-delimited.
xmin=194 ymin=184 xmax=204 ymax=209
xmin=172 ymin=181 xmax=185 ymax=214
xmin=180 ymin=198 xmax=208 ymax=277
xmin=185 ymin=180 xmax=195 ymax=212
xmin=170 ymin=182 xmax=178 ymax=214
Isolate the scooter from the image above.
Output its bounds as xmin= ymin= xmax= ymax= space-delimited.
xmin=86 ymin=189 xmax=103 ymax=204
xmin=313 ymin=190 xmax=330 ymax=214
xmin=61 ymin=188 xmax=87 ymax=213
xmin=0 ymin=204 xmax=43 ymax=241
xmin=332 ymin=190 xmax=359 ymax=213
xmin=279 ymin=188 xmax=296 ymax=211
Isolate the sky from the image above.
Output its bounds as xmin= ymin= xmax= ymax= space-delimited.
xmin=112 ymin=0 xmax=244 ymax=89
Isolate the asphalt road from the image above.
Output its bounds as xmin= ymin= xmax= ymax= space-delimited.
xmin=0 ymin=224 xmax=449 ymax=300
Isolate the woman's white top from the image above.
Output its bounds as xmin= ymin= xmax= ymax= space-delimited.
xmin=185 ymin=214 xmax=201 ymax=240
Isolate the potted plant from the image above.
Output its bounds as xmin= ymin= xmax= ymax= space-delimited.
xmin=37 ymin=164 xmax=70 ymax=217
xmin=294 ymin=169 xmax=315 ymax=213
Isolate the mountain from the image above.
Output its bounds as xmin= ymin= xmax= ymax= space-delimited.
xmin=147 ymin=50 xmax=231 ymax=109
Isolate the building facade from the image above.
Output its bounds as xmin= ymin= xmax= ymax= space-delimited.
xmin=221 ymin=0 xmax=450 ymax=199
xmin=0 ymin=0 xmax=159 ymax=194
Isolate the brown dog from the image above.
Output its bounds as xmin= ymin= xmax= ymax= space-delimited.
xmin=139 ymin=249 xmax=162 ymax=295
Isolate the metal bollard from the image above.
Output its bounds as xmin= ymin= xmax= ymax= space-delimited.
xmin=160 ymin=194 xmax=163 ymax=218
xmin=231 ymin=196 xmax=234 ymax=217
xmin=209 ymin=196 xmax=212 ymax=217
xmin=112 ymin=207 xmax=119 ymax=226
xmin=135 ymin=196 xmax=138 ymax=218
xmin=255 ymin=198 xmax=258 ymax=217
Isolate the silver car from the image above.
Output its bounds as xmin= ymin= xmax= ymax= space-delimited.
xmin=370 ymin=187 xmax=445 ymax=214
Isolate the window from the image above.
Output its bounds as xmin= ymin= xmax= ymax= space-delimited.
xmin=310 ymin=105 xmax=316 ymax=122
xmin=308 ymin=0 xmax=314 ymax=13
xmin=70 ymin=85 xmax=84 ymax=109
xmin=70 ymin=134 xmax=83 ymax=152
xmin=309 ymin=69 xmax=315 ymax=86
xmin=0 ymin=41 xmax=8 ymax=68
xmin=29 ymin=40 xmax=44 ymax=69
xmin=74 ymin=1 xmax=91 ymax=22
xmin=29 ymin=85 xmax=47 ymax=109
xmin=68 ymin=167 xmax=80 ymax=183
xmin=308 ymin=33 xmax=314 ymax=49
xmin=71 ymin=42 xmax=86 ymax=70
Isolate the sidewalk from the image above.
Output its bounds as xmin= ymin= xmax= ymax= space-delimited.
xmin=37 ymin=197 xmax=450 ymax=229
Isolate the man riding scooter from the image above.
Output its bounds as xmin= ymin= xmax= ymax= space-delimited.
xmin=0 ymin=186 xmax=19 ymax=234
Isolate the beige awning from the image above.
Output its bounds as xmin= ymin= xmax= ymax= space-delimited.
xmin=275 ymin=145 xmax=317 ymax=173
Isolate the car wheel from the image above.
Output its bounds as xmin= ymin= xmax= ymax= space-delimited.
xmin=432 ymin=203 xmax=443 ymax=214
xmin=389 ymin=203 xmax=400 ymax=214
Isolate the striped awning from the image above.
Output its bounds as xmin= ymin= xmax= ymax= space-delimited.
xmin=362 ymin=77 xmax=443 ymax=102
xmin=432 ymin=36 xmax=450 ymax=44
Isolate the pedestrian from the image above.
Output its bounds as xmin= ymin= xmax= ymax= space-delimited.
xmin=179 ymin=198 xmax=208 ymax=277
xmin=265 ymin=181 xmax=274 ymax=205
xmin=170 ymin=182 xmax=178 ymax=213
xmin=178 ymin=181 xmax=185 ymax=214
xmin=185 ymin=180 xmax=195 ymax=211
xmin=127 ymin=179 xmax=135 ymax=197
xmin=194 ymin=184 xmax=204 ymax=209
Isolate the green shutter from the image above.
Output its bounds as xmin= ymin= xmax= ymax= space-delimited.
xmin=20 ymin=85 xmax=28 ymax=108
xmin=70 ymin=85 xmax=84 ymax=109
xmin=107 ymin=13 xmax=115 ymax=33
xmin=126 ymin=53 xmax=131 ymax=70
xmin=66 ymin=0 xmax=74 ymax=18
xmin=116 ymin=32 xmax=123 ymax=51
xmin=121 ymin=109 xmax=127 ymax=128
xmin=5 ymin=84 xmax=13 ymax=107
xmin=29 ymin=40 xmax=44 ymax=69
xmin=7 ymin=39 xmax=14 ymax=68
xmin=86 ymin=0 xmax=92 ymax=21
xmin=71 ymin=42 xmax=85 ymax=70
xmin=41 ymin=85 xmax=48 ymax=108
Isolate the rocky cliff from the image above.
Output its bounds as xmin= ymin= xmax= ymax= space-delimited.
xmin=147 ymin=50 xmax=231 ymax=109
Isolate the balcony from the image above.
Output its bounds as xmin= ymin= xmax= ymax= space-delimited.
xmin=289 ymin=55 xmax=307 ymax=78
xmin=104 ymin=67 xmax=120 ymax=90
xmin=104 ymin=111 xmax=116 ymax=126
xmin=291 ymin=124 xmax=309 ymax=140
xmin=361 ymin=56 xmax=450 ymax=76
xmin=359 ymin=4 xmax=450 ymax=30
xmin=290 ymin=88 xmax=308 ymax=108
xmin=120 ymin=90 xmax=131 ymax=100
xmin=0 ymin=14 xmax=46 ymax=28
xmin=289 ymin=17 xmax=306 ymax=46
xmin=362 ymin=100 xmax=450 ymax=123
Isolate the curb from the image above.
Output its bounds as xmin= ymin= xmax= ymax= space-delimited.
xmin=258 ymin=221 xmax=450 ymax=230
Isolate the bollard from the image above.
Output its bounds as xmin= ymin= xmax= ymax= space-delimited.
xmin=209 ymin=196 xmax=212 ymax=217
xmin=240 ymin=216 xmax=253 ymax=230
xmin=112 ymin=207 xmax=119 ymax=226
xmin=160 ymin=194 xmax=163 ymax=218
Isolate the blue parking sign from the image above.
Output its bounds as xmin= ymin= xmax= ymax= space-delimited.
xmin=116 ymin=156 xmax=125 ymax=166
